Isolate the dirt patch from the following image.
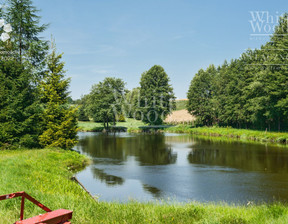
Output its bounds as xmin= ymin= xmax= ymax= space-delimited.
xmin=165 ymin=109 xmax=196 ymax=123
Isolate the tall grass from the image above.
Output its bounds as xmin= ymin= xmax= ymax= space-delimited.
xmin=1 ymin=149 xmax=288 ymax=223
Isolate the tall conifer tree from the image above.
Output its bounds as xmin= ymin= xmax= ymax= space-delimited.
xmin=6 ymin=0 xmax=48 ymax=79
xmin=39 ymin=45 xmax=78 ymax=149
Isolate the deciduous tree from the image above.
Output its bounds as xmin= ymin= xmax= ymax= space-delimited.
xmin=139 ymin=65 xmax=175 ymax=125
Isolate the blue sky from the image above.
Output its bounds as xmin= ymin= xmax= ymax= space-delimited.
xmin=32 ymin=0 xmax=288 ymax=100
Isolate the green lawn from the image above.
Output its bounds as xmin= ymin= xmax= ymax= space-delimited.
xmin=1 ymin=149 xmax=288 ymax=223
xmin=78 ymin=118 xmax=146 ymax=132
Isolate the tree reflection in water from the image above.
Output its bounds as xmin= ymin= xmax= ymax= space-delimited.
xmin=188 ymin=138 xmax=288 ymax=173
xmin=77 ymin=133 xmax=177 ymax=166
xmin=142 ymin=184 xmax=162 ymax=198
xmin=75 ymin=133 xmax=288 ymax=203
xmin=92 ymin=168 xmax=124 ymax=186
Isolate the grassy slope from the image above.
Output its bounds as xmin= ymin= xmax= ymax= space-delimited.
xmin=166 ymin=126 xmax=288 ymax=144
xmin=1 ymin=149 xmax=288 ymax=223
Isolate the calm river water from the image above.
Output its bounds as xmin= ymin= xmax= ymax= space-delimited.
xmin=75 ymin=132 xmax=288 ymax=204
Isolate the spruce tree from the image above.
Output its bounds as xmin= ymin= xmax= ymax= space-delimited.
xmin=5 ymin=0 xmax=48 ymax=78
xmin=0 ymin=60 xmax=42 ymax=148
xmin=39 ymin=46 xmax=78 ymax=149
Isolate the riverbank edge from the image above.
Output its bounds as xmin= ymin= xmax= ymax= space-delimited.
xmin=78 ymin=121 xmax=288 ymax=145
xmin=164 ymin=125 xmax=288 ymax=144
xmin=1 ymin=149 xmax=288 ymax=223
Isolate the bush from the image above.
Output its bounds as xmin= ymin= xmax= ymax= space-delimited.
xmin=116 ymin=114 xmax=126 ymax=122
xmin=19 ymin=134 xmax=39 ymax=148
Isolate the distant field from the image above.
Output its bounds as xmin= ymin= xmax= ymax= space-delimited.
xmin=165 ymin=109 xmax=195 ymax=124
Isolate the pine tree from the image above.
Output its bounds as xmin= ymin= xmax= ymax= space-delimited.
xmin=0 ymin=60 xmax=42 ymax=148
xmin=5 ymin=0 xmax=48 ymax=78
xmin=39 ymin=47 xmax=78 ymax=149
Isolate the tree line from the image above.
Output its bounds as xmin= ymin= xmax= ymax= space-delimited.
xmin=187 ymin=14 xmax=288 ymax=131
xmin=79 ymin=65 xmax=176 ymax=128
xmin=0 ymin=0 xmax=77 ymax=149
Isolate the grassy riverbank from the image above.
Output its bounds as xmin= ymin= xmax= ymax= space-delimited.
xmin=166 ymin=126 xmax=288 ymax=144
xmin=78 ymin=118 xmax=145 ymax=132
xmin=79 ymin=116 xmax=288 ymax=145
xmin=1 ymin=149 xmax=288 ymax=223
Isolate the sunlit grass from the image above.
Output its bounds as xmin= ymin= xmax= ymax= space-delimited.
xmin=166 ymin=125 xmax=288 ymax=144
xmin=78 ymin=118 xmax=146 ymax=132
xmin=1 ymin=149 xmax=288 ymax=223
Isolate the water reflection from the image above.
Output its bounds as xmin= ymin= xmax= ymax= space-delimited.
xmin=92 ymin=168 xmax=124 ymax=186
xmin=142 ymin=184 xmax=162 ymax=198
xmin=76 ymin=132 xmax=288 ymax=203
xmin=188 ymin=138 xmax=288 ymax=173
xmin=78 ymin=133 xmax=177 ymax=166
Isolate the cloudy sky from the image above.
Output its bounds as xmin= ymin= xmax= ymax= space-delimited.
xmin=33 ymin=0 xmax=288 ymax=99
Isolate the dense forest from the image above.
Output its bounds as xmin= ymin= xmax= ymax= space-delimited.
xmin=0 ymin=0 xmax=77 ymax=149
xmin=187 ymin=14 xmax=288 ymax=131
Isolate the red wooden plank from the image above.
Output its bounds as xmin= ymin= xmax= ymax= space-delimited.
xmin=0 ymin=192 xmax=24 ymax=201
xmin=23 ymin=192 xmax=52 ymax=212
xmin=15 ymin=209 xmax=72 ymax=224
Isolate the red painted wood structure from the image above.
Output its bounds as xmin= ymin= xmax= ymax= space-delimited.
xmin=0 ymin=192 xmax=73 ymax=224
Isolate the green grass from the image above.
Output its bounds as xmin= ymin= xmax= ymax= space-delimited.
xmin=175 ymin=100 xmax=188 ymax=111
xmin=166 ymin=125 xmax=288 ymax=144
xmin=1 ymin=149 xmax=288 ymax=223
xmin=78 ymin=118 xmax=146 ymax=132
